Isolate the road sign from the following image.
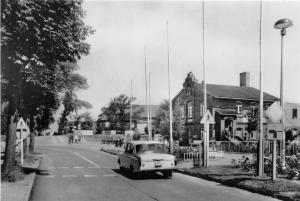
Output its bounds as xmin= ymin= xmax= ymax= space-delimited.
xmin=16 ymin=118 xmax=30 ymax=139
xmin=264 ymin=123 xmax=284 ymax=140
xmin=200 ymin=110 xmax=215 ymax=124
xmin=16 ymin=117 xmax=30 ymax=165
xmin=200 ymin=110 xmax=215 ymax=168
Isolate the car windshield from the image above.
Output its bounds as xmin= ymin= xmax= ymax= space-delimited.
xmin=135 ymin=143 xmax=166 ymax=154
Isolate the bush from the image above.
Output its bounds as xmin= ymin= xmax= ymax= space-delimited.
xmin=231 ymin=155 xmax=257 ymax=171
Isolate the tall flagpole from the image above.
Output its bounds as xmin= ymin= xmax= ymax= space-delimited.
xmin=144 ymin=46 xmax=150 ymax=139
xmin=149 ymin=72 xmax=152 ymax=140
xmin=167 ymin=20 xmax=173 ymax=154
xmin=258 ymin=0 xmax=264 ymax=177
xmin=202 ymin=0 xmax=207 ymax=114
xmin=130 ymin=80 xmax=133 ymax=131
xmin=202 ymin=0 xmax=209 ymax=168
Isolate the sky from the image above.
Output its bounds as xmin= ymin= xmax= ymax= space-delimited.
xmin=76 ymin=0 xmax=300 ymax=120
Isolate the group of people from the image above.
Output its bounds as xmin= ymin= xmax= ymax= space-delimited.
xmin=67 ymin=127 xmax=83 ymax=144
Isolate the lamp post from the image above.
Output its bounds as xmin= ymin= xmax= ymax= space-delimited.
xmin=274 ymin=18 xmax=293 ymax=168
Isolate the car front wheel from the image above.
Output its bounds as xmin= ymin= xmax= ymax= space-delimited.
xmin=162 ymin=170 xmax=172 ymax=178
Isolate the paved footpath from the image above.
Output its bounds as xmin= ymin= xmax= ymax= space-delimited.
xmin=1 ymin=156 xmax=40 ymax=201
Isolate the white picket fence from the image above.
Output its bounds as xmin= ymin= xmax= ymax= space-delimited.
xmin=183 ymin=151 xmax=224 ymax=161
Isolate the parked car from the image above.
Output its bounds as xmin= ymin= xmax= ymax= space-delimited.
xmin=118 ymin=141 xmax=177 ymax=178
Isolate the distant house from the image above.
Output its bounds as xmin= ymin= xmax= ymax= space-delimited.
xmin=96 ymin=105 xmax=160 ymax=134
xmin=172 ymin=72 xmax=278 ymax=145
xmin=284 ymin=102 xmax=300 ymax=130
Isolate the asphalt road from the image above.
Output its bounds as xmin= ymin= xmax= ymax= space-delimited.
xmin=30 ymin=136 xmax=279 ymax=201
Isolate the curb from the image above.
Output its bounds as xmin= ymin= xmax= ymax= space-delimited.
xmin=23 ymin=173 xmax=36 ymax=201
xmin=23 ymin=158 xmax=40 ymax=201
xmin=100 ymin=148 xmax=120 ymax=155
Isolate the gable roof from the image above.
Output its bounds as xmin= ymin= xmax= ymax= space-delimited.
xmin=132 ymin=105 xmax=160 ymax=119
xmin=195 ymin=83 xmax=278 ymax=101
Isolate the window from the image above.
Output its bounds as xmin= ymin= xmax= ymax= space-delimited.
xmin=187 ymin=102 xmax=193 ymax=118
xmin=292 ymin=108 xmax=298 ymax=119
xmin=250 ymin=102 xmax=257 ymax=117
xmin=236 ymin=102 xmax=242 ymax=115
xmin=135 ymin=144 xmax=166 ymax=154
xmin=200 ymin=104 xmax=204 ymax=116
xmin=180 ymin=105 xmax=185 ymax=120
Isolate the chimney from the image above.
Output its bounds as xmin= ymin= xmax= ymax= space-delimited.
xmin=240 ymin=72 xmax=250 ymax=87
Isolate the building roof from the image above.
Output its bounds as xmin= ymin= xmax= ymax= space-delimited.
xmin=195 ymin=83 xmax=278 ymax=101
xmin=132 ymin=105 xmax=160 ymax=119
xmin=214 ymin=108 xmax=238 ymax=116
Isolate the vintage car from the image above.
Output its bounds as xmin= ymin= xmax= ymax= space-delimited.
xmin=118 ymin=141 xmax=176 ymax=178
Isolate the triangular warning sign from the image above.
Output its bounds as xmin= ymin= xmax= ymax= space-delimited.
xmin=17 ymin=118 xmax=28 ymax=130
xmin=200 ymin=110 xmax=215 ymax=124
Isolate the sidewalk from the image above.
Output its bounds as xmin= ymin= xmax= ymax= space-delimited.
xmin=1 ymin=154 xmax=40 ymax=201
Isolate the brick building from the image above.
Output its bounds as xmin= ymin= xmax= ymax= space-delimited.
xmin=172 ymin=72 xmax=278 ymax=145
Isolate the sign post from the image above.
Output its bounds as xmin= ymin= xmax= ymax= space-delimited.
xmin=16 ymin=118 xmax=30 ymax=165
xmin=200 ymin=110 xmax=215 ymax=168
xmin=264 ymin=123 xmax=284 ymax=181
xmin=272 ymin=140 xmax=276 ymax=181
xmin=20 ymin=129 xmax=24 ymax=165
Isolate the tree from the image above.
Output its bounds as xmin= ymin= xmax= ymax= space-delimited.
xmin=57 ymin=62 xmax=92 ymax=134
xmin=101 ymin=94 xmax=142 ymax=133
xmin=74 ymin=112 xmax=93 ymax=130
xmin=157 ymin=100 xmax=170 ymax=138
xmin=1 ymin=0 xmax=94 ymax=181
xmin=157 ymin=99 xmax=184 ymax=140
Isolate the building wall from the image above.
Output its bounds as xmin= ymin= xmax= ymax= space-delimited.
xmin=172 ymin=78 xmax=276 ymax=144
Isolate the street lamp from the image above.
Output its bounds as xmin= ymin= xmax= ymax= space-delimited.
xmin=274 ymin=18 xmax=293 ymax=168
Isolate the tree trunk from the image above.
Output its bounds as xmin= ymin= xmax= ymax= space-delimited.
xmin=29 ymin=115 xmax=35 ymax=152
xmin=23 ymin=138 xmax=27 ymax=159
xmin=29 ymin=132 xmax=35 ymax=152
xmin=58 ymin=110 xmax=68 ymax=135
xmin=2 ymin=114 xmax=17 ymax=180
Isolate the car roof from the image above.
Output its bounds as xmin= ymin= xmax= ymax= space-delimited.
xmin=127 ymin=140 xmax=164 ymax=145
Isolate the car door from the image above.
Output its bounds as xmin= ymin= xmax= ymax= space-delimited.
xmin=121 ymin=143 xmax=133 ymax=169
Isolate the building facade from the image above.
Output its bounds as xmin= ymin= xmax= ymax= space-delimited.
xmin=96 ymin=105 xmax=160 ymax=134
xmin=172 ymin=72 xmax=278 ymax=145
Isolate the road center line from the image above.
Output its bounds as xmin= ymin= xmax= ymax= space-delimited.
xmin=84 ymin=174 xmax=97 ymax=178
xmin=102 ymin=174 xmax=116 ymax=177
xmin=62 ymin=175 xmax=77 ymax=178
xmin=71 ymin=151 xmax=100 ymax=168
xmin=73 ymin=166 xmax=84 ymax=169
